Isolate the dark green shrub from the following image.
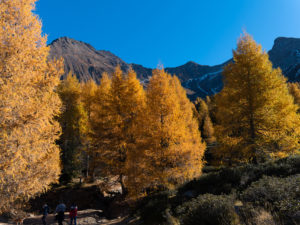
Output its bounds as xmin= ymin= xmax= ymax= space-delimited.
xmin=241 ymin=175 xmax=300 ymax=225
xmin=238 ymin=203 xmax=277 ymax=225
xmin=138 ymin=191 xmax=172 ymax=225
xmin=178 ymin=156 xmax=300 ymax=198
xmin=175 ymin=194 xmax=239 ymax=225
xmin=177 ymin=169 xmax=240 ymax=196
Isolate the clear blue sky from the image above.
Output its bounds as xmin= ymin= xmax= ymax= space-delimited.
xmin=35 ymin=0 xmax=300 ymax=68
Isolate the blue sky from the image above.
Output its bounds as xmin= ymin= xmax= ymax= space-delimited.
xmin=36 ymin=0 xmax=300 ymax=68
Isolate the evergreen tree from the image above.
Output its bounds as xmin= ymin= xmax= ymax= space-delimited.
xmin=57 ymin=73 xmax=88 ymax=183
xmin=143 ymin=69 xmax=205 ymax=191
xmin=0 ymin=0 xmax=63 ymax=212
xmin=214 ymin=34 xmax=300 ymax=164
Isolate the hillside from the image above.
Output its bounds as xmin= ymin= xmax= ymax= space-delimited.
xmin=137 ymin=156 xmax=300 ymax=225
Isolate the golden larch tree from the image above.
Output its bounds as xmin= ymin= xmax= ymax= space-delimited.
xmin=90 ymin=72 xmax=112 ymax=179
xmin=214 ymin=33 xmax=300 ymax=165
xmin=91 ymin=67 xmax=147 ymax=195
xmin=194 ymin=98 xmax=216 ymax=144
xmin=143 ymin=69 xmax=205 ymax=191
xmin=288 ymin=82 xmax=300 ymax=113
xmin=0 ymin=0 xmax=63 ymax=212
xmin=81 ymin=79 xmax=98 ymax=122
xmin=104 ymin=66 xmax=128 ymax=193
xmin=57 ymin=73 xmax=88 ymax=183
xmin=122 ymin=68 xmax=147 ymax=196
xmin=81 ymin=79 xmax=98 ymax=178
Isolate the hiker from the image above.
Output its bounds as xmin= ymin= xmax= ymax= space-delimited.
xmin=55 ymin=201 xmax=66 ymax=225
xmin=69 ymin=203 xmax=78 ymax=225
xmin=41 ymin=203 xmax=49 ymax=225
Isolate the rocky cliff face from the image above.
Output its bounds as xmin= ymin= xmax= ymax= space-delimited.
xmin=49 ymin=37 xmax=300 ymax=100
xmin=268 ymin=37 xmax=300 ymax=82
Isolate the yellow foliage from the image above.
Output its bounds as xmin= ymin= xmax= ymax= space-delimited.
xmin=91 ymin=67 xmax=147 ymax=194
xmin=81 ymin=79 xmax=98 ymax=122
xmin=194 ymin=98 xmax=216 ymax=144
xmin=0 ymin=0 xmax=63 ymax=212
xmin=91 ymin=68 xmax=205 ymax=196
xmin=81 ymin=78 xmax=98 ymax=178
xmin=288 ymin=82 xmax=300 ymax=113
xmin=90 ymin=72 xmax=111 ymax=176
xmin=140 ymin=69 xmax=205 ymax=192
xmin=214 ymin=33 xmax=300 ymax=165
xmin=57 ymin=73 xmax=88 ymax=182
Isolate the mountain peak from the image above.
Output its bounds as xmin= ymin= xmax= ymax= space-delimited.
xmin=185 ymin=61 xmax=199 ymax=66
xmin=50 ymin=37 xmax=96 ymax=52
xmin=50 ymin=36 xmax=85 ymax=44
xmin=269 ymin=37 xmax=300 ymax=81
xmin=49 ymin=37 xmax=129 ymax=82
xmin=50 ymin=36 xmax=72 ymax=43
xmin=272 ymin=37 xmax=300 ymax=52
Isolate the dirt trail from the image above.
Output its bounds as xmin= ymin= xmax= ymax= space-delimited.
xmin=0 ymin=209 xmax=139 ymax=225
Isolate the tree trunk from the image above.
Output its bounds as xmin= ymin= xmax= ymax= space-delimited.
xmin=119 ymin=174 xmax=127 ymax=196
xmin=86 ymin=153 xmax=89 ymax=178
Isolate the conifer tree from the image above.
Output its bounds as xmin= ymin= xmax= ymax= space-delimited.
xmin=91 ymin=67 xmax=147 ymax=194
xmin=105 ymin=66 xmax=128 ymax=193
xmin=288 ymin=82 xmax=300 ymax=113
xmin=90 ymin=73 xmax=112 ymax=179
xmin=81 ymin=79 xmax=98 ymax=122
xmin=81 ymin=79 xmax=97 ymax=178
xmin=206 ymin=96 xmax=212 ymax=107
xmin=214 ymin=34 xmax=300 ymax=164
xmin=0 ymin=0 xmax=63 ymax=212
xmin=194 ymin=98 xmax=215 ymax=144
xmin=57 ymin=73 xmax=88 ymax=183
xmin=122 ymin=68 xmax=147 ymax=195
xmin=143 ymin=69 xmax=205 ymax=191
xmin=206 ymin=95 xmax=218 ymax=124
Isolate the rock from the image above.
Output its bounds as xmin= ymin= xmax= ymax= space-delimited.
xmin=269 ymin=37 xmax=300 ymax=81
xmin=76 ymin=216 xmax=97 ymax=224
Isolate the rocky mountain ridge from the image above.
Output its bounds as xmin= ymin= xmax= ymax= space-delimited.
xmin=49 ymin=37 xmax=300 ymax=99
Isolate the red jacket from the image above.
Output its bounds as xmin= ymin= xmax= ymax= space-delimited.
xmin=69 ymin=206 xmax=77 ymax=218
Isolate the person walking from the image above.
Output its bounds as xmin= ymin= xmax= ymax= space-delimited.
xmin=55 ymin=201 xmax=66 ymax=225
xmin=41 ymin=203 xmax=49 ymax=225
xmin=69 ymin=203 xmax=78 ymax=225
